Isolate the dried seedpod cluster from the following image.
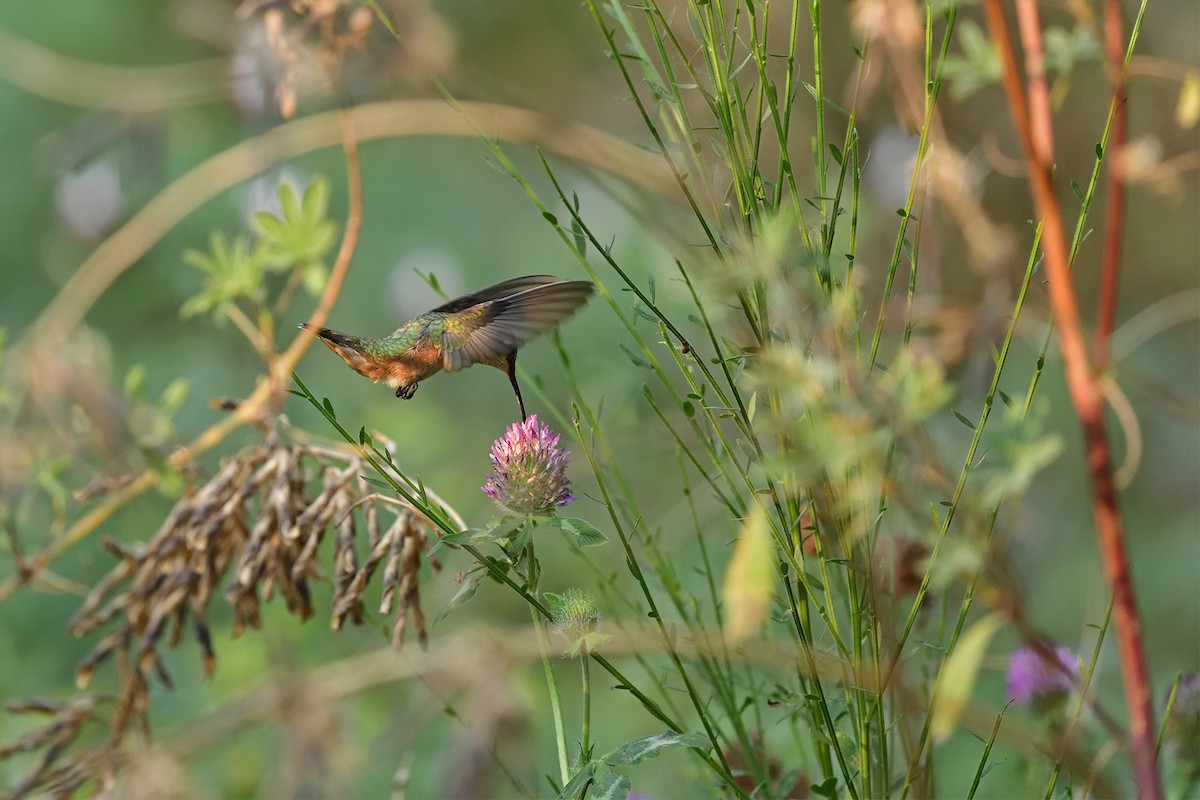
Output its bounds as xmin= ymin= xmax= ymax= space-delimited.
xmin=0 ymin=696 xmax=120 ymax=799
xmin=67 ymin=434 xmax=442 ymax=738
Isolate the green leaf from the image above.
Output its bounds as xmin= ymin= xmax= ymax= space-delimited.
xmin=479 ymin=516 xmax=530 ymax=542
xmin=722 ymin=507 xmax=775 ymax=644
xmin=153 ymin=464 xmax=185 ymax=498
xmin=571 ymin=217 xmax=586 ymax=257
xmin=811 ymin=777 xmax=839 ymax=797
xmin=179 ymin=293 xmax=215 ymax=319
xmin=802 ymin=570 xmax=825 ymax=594
xmin=587 ymin=768 xmax=631 ymax=800
xmin=558 ymin=517 xmax=608 ymax=547
xmin=181 ymin=231 xmax=263 ymax=321
xmin=931 ymin=612 xmax=1004 ymax=741
xmin=943 ymin=21 xmax=1002 ymax=100
xmin=362 ymin=0 xmax=401 ymax=39
xmin=159 ymin=379 xmax=189 ymax=416
xmin=278 ymin=182 xmax=301 ymax=223
xmin=1043 ymin=25 xmax=1100 ymax=76
xmin=601 ymin=731 xmax=710 ymax=766
xmin=430 ymin=573 xmax=481 ymax=625
xmin=542 ymin=591 xmax=567 ymax=616
xmin=124 ymin=364 xmax=147 ymax=399
xmin=359 ymin=475 xmax=389 ymax=491
xmin=952 ymin=409 xmax=976 ymax=429
xmin=509 ymin=524 xmax=535 ymax=553
xmin=619 ymin=343 xmax=652 ymax=369
xmin=254 ymin=211 xmax=287 ymax=240
xmin=483 ymin=157 xmax=511 ymax=177
xmin=426 ymin=529 xmax=478 ymax=558
xmin=302 ymin=262 xmax=328 ymax=297
xmin=302 ymin=178 xmax=330 ymax=222
xmin=255 ymin=178 xmax=340 ymax=272
xmin=308 ymin=223 xmax=338 ymax=259
xmin=559 ymin=764 xmax=596 ymax=800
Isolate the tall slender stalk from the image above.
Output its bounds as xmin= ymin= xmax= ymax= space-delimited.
xmin=981 ymin=1 xmax=1161 ymax=795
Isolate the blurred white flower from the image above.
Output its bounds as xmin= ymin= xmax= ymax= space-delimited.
xmin=864 ymin=126 xmax=920 ymax=212
xmin=228 ymin=44 xmax=272 ymax=119
xmin=55 ymin=161 xmax=124 ymax=241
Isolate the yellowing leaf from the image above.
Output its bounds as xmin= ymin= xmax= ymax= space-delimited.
xmin=930 ymin=612 xmax=1004 ymax=742
xmin=722 ymin=507 xmax=776 ymax=644
xmin=1177 ymin=71 xmax=1200 ymax=129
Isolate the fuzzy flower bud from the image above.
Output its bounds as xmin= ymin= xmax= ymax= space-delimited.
xmin=1006 ymin=644 xmax=1079 ymax=710
xmin=546 ymin=587 xmax=607 ymax=657
xmin=482 ymin=415 xmax=575 ymax=516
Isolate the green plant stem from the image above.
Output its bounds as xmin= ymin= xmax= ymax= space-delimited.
xmin=896 ymin=227 xmax=1043 ymax=800
xmin=571 ymin=409 xmax=749 ymax=799
xmin=867 ymin=5 xmax=957 ymax=371
xmin=967 ymin=706 xmax=1009 ymax=800
xmin=523 ymin=538 xmax=569 ymax=787
xmin=532 ymin=602 xmax=570 ymax=787
xmin=580 ymin=652 xmax=592 ymax=764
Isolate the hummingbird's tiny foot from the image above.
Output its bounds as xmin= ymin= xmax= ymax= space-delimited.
xmin=396 ymin=384 xmax=418 ymax=399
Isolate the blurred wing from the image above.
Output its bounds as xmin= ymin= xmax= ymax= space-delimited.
xmin=440 ymin=280 xmax=594 ymax=372
xmin=431 ymin=275 xmax=563 ymax=314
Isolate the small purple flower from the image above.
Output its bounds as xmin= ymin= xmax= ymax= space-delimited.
xmin=1006 ymin=644 xmax=1079 ymax=708
xmin=482 ymin=415 xmax=576 ymax=516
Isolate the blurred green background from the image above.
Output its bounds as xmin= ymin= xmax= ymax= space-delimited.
xmin=0 ymin=0 xmax=1197 ymax=797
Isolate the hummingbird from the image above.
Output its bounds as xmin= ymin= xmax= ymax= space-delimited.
xmin=300 ymin=275 xmax=594 ymax=420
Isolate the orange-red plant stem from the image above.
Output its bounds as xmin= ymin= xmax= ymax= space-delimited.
xmin=981 ymin=2 xmax=1162 ymax=797
xmin=1095 ymin=0 xmax=1129 ymax=367
xmin=1014 ymin=0 xmax=1055 ymax=164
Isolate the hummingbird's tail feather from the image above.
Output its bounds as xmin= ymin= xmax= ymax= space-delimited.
xmin=298 ymin=323 xmax=393 ymax=382
xmin=299 ymin=323 xmax=373 ymax=351
xmin=441 ymin=280 xmax=595 ymax=372
xmin=299 ymin=322 xmax=356 ymax=347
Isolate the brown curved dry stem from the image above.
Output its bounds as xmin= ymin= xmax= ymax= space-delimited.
xmin=24 ymin=100 xmax=675 ymax=350
xmin=981 ymin=1 xmax=1162 ymax=796
xmin=0 ymin=109 xmax=364 ymax=602
xmin=0 ymin=26 xmax=227 ymax=113
xmin=3 ymin=100 xmax=673 ymax=602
